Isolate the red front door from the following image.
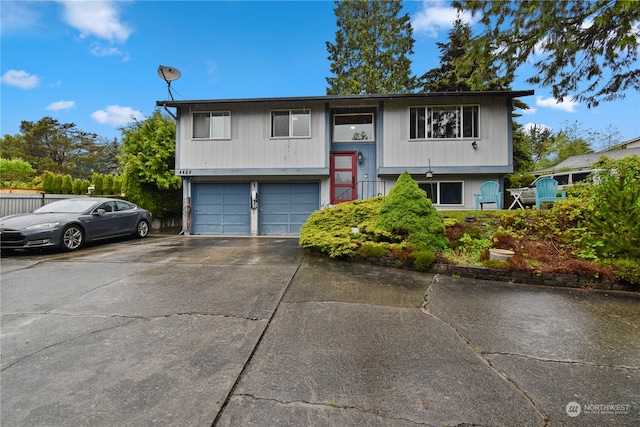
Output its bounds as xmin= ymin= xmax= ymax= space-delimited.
xmin=330 ymin=151 xmax=357 ymax=204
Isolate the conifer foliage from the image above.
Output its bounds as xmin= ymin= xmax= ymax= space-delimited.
xmin=375 ymin=171 xmax=448 ymax=251
xmin=326 ymin=0 xmax=417 ymax=94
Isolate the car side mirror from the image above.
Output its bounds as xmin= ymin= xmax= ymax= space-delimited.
xmin=93 ymin=209 xmax=106 ymax=215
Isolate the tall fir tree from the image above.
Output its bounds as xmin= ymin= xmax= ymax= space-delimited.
xmin=326 ymin=0 xmax=417 ymax=95
xmin=420 ymin=18 xmax=514 ymax=93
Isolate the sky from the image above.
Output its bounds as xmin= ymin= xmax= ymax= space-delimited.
xmin=1 ymin=0 xmax=639 ymax=149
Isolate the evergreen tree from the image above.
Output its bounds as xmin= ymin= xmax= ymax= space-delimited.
xmin=42 ymin=171 xmax=55 ymax=193
xmin=326 ymin=0 xmax=417 ymax=94
xmin=72 ymin=178 xmax=83 ymax=195
xmin=103 ymin=174 xmax=114 ymax=196
xmin=13 ymin=117 xmax=99 ymax=177
xmin=92 ymin=173 xmax=104 ymax=195
xmin=61 ymin=174 xmax=73 ymax=194
xmin=52 ymin=174 xmax=62 ymax=194
xmin=454 ymin=0 xmax=640 ymax=107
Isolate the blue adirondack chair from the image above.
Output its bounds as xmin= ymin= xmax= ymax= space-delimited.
xmin=535 ymin=177 xmax=566 ymax=209
xmin=474 ymin=181 xmax=502 ymax=210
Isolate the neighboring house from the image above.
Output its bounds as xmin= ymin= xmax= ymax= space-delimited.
xmin=534 ymin=136 xmax=640 ymax=175
xmin=157 ymin=91 xmax=533 ymax=236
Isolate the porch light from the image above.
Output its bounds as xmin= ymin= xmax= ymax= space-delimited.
xmin=426 ymin=157 xmax=433 ymax=179
xmin=357 ymin=151 xmax=364 ymax=163
xmin=472 ymin=140 xmax=478 ymax=149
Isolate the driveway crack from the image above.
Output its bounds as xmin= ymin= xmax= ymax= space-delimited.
xmin=422 ymin=275 xmax=550 ymax=426
xmin=1 ymin=318 xmax=138 ymax=371
xmin=231 ymin=393 xmax=434 ymax=426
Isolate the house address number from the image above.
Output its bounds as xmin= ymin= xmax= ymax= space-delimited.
xmin=178 ymin=170 xmax=192 ymax=175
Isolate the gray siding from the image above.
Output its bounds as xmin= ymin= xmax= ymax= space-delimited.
xmin=380 ymin=97 xmax=510 ymax=170
xmin=177 ymin=101 xmax=327 ymax=173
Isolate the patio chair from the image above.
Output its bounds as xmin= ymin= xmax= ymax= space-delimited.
xmin=474 ymin=181 xmax=502 ymax=210
xmin=534 ymin=177 xmax=566 ymax=209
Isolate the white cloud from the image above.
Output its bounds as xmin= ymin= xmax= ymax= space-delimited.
xmin=523 ymin=122 xmax=552 ymax=133
xmin=0 ymin=69 xmax=40 ymax=89
xmin=535 ymin=95 xmax=578 ymax=112
xmin=519 ymin=107 xmax=538 ymax=115
xmin=91 ymin=105 xmax=144 ymax=126
xmin=46 ymin=100 xmax=76 ymax=111
xmin=0 ymin=1 xmax=42 ymax=33
xmin=58 ymin=0 xmax=132 ymax=43
xmin=90 ymin=42 xmax=130 ymax=61
xmin=411 ymin=0 xmax=472 ymax=37
xmin=90 ymin=44 xmax=122 ymax=57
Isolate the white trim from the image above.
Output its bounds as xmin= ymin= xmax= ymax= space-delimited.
xmin=270 ymin=109 xmax=311 ymax=139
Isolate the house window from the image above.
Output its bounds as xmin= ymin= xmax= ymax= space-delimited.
xmin=271 ymin=109 xmax=310 ymax=138
xmin=410 ymin=106 xmax=478 ymax=139
xmin=193 ymin=112 xmax=230 ymax=139
xmin=333 ymin=113 xmax=374 ymax=142
xmin=419 ymin=181 xmax=464 ymax=205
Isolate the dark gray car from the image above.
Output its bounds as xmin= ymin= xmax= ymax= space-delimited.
xmin=0 ymin=197 xmax=152 ymax=252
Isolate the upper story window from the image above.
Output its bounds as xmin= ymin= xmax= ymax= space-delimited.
xmin=193 ymin=111 xmax=230 ymax=139
xmin=410 ymin=106 xmax=479 ymax=140
xmin=333 ymin=113 xmax=374 ymax=142
xmin=271 ymin=109 xmax=310 ymax=138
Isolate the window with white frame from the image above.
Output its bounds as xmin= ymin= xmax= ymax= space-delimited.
xmin=271 ymin=109 xmax=310 ymax=138
xmin=410 ymin=106 xmax=478 ymax=139
xmin=333 ymin=113 xmax=374 ymax=142
xmin=193 ymin=111 xmax=230 ymax=139
xmin=419 ymin=181 xmax=464 ymax=205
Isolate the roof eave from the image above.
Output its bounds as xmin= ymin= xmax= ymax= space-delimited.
xmin=156 ymin=90 xmax=535 ymax=108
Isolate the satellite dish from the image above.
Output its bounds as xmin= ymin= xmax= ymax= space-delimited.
xmin=157 ymin=65 xmax=181 ymax=82
xmin=157 ymin=65 xmax=181 ymax=100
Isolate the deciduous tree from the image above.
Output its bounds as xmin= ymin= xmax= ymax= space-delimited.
xmin=120 ymin=110 xmax=181 ymax=219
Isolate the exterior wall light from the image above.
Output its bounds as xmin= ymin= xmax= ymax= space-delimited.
xmin=357 ymin=151 xmax=363 ymax=163
xmin=472 ymin=140 xmax=478 ymax=149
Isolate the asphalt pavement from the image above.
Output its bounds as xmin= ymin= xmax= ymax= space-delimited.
xmin=1 ymin=235 xmax=638 ymax=426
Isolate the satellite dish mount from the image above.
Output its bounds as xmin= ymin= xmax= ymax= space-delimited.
xmin=157 ymin=65 xmax=181 ymax=100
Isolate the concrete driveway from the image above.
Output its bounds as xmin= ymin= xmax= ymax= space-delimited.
xmin=1 ymin=236 xmax=638 ymax=426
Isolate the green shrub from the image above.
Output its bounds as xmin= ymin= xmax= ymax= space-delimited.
xmin=52 ymin=174 xmax=62 ymax=194
xmin=505 ymin=172 xmax=535 ymax=189
xmin=103 ymin=174 xmax=114 ymax=195
xmin=299 ymin=197 xmax=384 ymax=258
xmin=61 ymin=174 xmax=73 ymax=194
xmin=375 ymin=171 xmax=448 ymax=251
xmin=411 ymin=249 xmax=436 ymax=271
xmin=482 ymin=259 xmax=511 ymax=269
xmin=42 ymin=171 xmax=54 ymax=193
xmin=356 ymin=241 xmax=389 ymax=258
xmin=92 ymin=173 xmax=103 ymax=195
xmin=585 ymin=157 xmax=640 ymax=258
xmin=72 ymin=178 xmax=83 ymax=195
xmin=609 ymin=258 xmax=640 ymax=285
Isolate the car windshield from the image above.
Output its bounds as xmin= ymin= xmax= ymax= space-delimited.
xmin=33 ymin=199 xmax=98 ymax=213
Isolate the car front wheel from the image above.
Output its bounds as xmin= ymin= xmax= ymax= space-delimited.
xmin=62 ymin=225 xmax=84 ymax=251
xmin=136 ymin=219 xmax=150 ymax=238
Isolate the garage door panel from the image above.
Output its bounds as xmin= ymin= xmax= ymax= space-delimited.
xmin=192 ymin=183 xmax=250 ymax=235
xmin=258 ymin=182 xmax=319 ymax=236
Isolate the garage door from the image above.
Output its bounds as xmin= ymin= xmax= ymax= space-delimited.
xmin=191 ymin=183 xmax=250 ymax=235
xmin=259 ymin=182 xmax=319 ymax=235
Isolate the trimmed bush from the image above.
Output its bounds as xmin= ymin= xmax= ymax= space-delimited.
xmin=375 ymin=171 xmax=448 ymax=251
xmin=299 ymin=197 xmax=384 ymax=258
xmin=411 ymin=249 xmax=436 ymax=271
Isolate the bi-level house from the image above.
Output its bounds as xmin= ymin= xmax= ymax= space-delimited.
xmin=157 ymin=91 xmax=533 ymax=236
